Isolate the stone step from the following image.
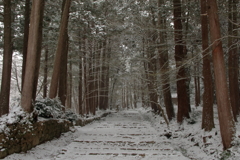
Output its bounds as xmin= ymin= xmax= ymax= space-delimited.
xmin=54 ymin=110 xmax=189 ymax=160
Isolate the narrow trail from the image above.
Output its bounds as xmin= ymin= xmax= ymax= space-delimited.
xmin=54 ymin=110 xmax=189 ymax=160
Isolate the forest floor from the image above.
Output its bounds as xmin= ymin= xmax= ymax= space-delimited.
xmin=3 ymin=107 xmax=240 ymax=160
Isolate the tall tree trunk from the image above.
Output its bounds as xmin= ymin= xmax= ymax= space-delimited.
xmin=193 ymin=37 xmax=201 ymax=107
xmin=78 ymin=37 xmax=83 ymax=115
xmin=129 ymin=82 xmax=133 ymax=109
xmin=66 ymin=54 xmax=72 ymax=109
xmin=142 ymin=39 xmax=148 ymax=108
xmin=88 ymin=40 xmax=95 ymax=114
xmin=126 ymin=86 xmax=129 ymax=109
xmin=21 ymin=0 xmax=30 ymax=90
xmin=232 ymin=0 xmax=239 ymax=117
xmin=133 ymin=83 xmax=137 ymax=108
xmin=158 ymin=0 xmax=175 ymax=121
xmin=32 ymin=3 xmax=44 ymax=101
xmin=147 ymin=41 xmax=158 ymax=112
xmin=99 ymin=40 xmax=108 ymax=110
xmin=194 ymin=63 xmax=201 ymax=106
xmin=0 ymin=0 xmax=13 ymax=116
xmin=43 ymin=46 xmax=48 ymax=98
xmin=147 ymin=8 xmax=158 ymax=113
xmin=100 ymin=39 xmax=110 ymax=110
xmin=84 ymin=38 xmax=90 ymax=115
xmin=78 ymin=56 xmax=83 ymax=115
xmin=93 ymin=41 xmax=99 ymax=112
xmin=173 ymin=0 xmax=190 ymax=123
xmin=58 ymin=0 xmax=70 ymax=106
xmin=182 ymin=0 xmax=191 ymax=113
xmin=92 ymin=40 xmax=97 ymax=114
xmin=228 ymin=0 xmax=239 ymax=121
xmin=49 ymin=0 xmax=71 ymax=98
xmin=122 ymin=86 xmax=125 ymax=109
xmin=21 ymin=0 xmax=45 ymax=113
xmin=58 ymin=36 xmax=68 ymax=106
xmin=201 ymin=0 xmax=214 ymax=131
xmin=207 ymin=0 xmax=235 ymax=150
xmin=95 ymin=43 xmax=101 ymax=110
xmin=105 ymin=40 xmax=111 ymax=110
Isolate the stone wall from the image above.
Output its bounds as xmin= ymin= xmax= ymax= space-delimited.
xmin=0 ymin=112 xmax=110 ymax=159
xmin=0 ymin=119 xmax=72 ymax=159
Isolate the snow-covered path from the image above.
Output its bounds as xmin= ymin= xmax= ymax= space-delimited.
xmin=55 ymin=110 xmax=189 ymax=160
xmin=5 ymin=110 xmax=190 ymax=160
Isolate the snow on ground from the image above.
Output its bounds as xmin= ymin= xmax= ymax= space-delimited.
xmin=3 ymin=127 xmax=80 ymax=160
xmin=53 ymin=109 xmax=189 ymax=160
xmin=4 ymin=109 xmax=188 ymax=160
xmin=142 ymin=106 xmax=240 ymax=160
xmin=3 ymin=107 xmax=240 ymax=160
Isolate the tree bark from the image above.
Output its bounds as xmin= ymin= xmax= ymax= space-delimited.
xmin=200 ymin=0 xmax=214 ymax=131
xmin=58 ymin=36 xmax=68 ymax=106
xmin=99 ymin=40 xmax=109 ymax=110
xmin=146 ymin=7 xmax=159 ymax=113
xmin=21 ymin=0 xmax=30 ymax=91
xmin=207 ymin=0 xmax=235 ymax=150
xmin=43 ymin=46 xmax=48 ymax=98
xmin=88 ymin=40 xmax=95 ymax=114
xmin=93 ymin=41 xmax=99 ymax=113
xmin=158 ymin=0 xmax=175 ymax=121
xmin=104 ymin=40 xmax=111 ymax=110
xmin=99 ymin=39 xmax=110 ymax=110
xmin=49 ymin=0 xmax=71 ymax=98
xmin=142 ymin=39 xmax=148 ymax=108
xmin=173 ymin=0 xmax=190 ymax=123
xmin=78 ymin=36 xmax=83 ymax=115
xmin=182 ymin=0 xmax=191 ymax=113
xmin=32 ymin=2 xmax=45 ymax=101
xmin=66 ymin=53 xmax=72 ymax=109
xmin=21 ymin=0 xmax=45 ymax=113
xmin=133 ymin=83 xmax=137 ymax=108
xmin=95 ymin=43 xmax=101 ymax=110
xmin=84 ymin=38 xmax=90 ymax=114
xmin=147 ymin=41 xmax=158 ymax=112
xmin=0 ymin=0 xmax=13 ymax=116
xmin=194 ymin=62 xmax=201 ymax=107
xmin=58 ymin=0 xmax=69 ymax=106
xmin=228 ymin=0 xmax=239 ymax=121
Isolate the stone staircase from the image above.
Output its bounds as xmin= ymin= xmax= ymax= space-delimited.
xmin=54 ymin=110 xmax=189 ymax=160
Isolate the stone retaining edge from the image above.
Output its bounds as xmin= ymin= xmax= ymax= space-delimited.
xmin=0 ymin=112 xmax=111 ymax=159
